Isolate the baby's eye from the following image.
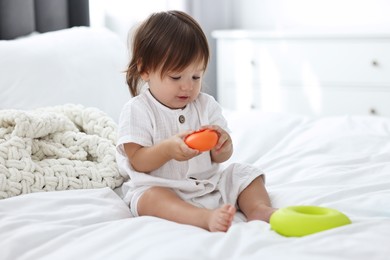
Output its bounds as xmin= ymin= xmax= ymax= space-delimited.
xmin=193 ymin=76 xmax=201 ymax=80
xmin=170 ymin=76 xmax=181 ymax=80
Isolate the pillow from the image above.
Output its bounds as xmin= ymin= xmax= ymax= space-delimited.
xmin=0 ymin=27 xmax=131 ymax=122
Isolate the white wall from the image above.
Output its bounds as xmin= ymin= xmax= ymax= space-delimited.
xmin=232 ymin=0 xmax=390 ymax=32
xmin=90 ymin=0 xmax=187 ymax=43
xmin=90 ymin=0 xmax=390 ymax=100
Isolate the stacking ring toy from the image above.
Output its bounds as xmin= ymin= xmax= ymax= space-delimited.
xmin=184 ymin=129 xmax=218 ymax=152
xmin=270 ymin=205 xmax=351 ymax=237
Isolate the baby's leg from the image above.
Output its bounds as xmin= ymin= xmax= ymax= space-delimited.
xmin=237 ymin=176 xmax=277 ymax=222
xmin=137 ymin=186 xmax=236 ymax=232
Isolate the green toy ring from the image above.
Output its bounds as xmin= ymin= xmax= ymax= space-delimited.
xmin=270 ymin=205 xmax=351 ymax=237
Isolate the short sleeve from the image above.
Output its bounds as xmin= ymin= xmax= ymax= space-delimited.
xmin=117 ymin=98 xmax=153 ymax=149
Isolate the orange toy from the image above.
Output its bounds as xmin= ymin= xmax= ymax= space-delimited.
xmin=184 ymin=129 xmax=218 ymax=152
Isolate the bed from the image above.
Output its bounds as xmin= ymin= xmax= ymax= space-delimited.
xmin=1 ymin=2 xmax=390 ymax=260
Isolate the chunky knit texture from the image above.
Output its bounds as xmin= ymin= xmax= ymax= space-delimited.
xmin=0 ymin=104 xmax=123 ymax=199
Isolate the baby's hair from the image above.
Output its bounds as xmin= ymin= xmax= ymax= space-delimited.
xmin=126 ymin=10 xmax=210 ymax=97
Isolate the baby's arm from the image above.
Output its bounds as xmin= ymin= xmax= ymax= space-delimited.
xmin=124 ymin=131 xmax=200 ymax=173
xmin=201 ymin=125 xmax=233 ymax=163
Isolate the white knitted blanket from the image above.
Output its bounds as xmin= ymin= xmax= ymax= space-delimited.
xmin=0 ymin=104 xmax=124 ymax=199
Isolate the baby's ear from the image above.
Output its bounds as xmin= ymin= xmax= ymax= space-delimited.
xmin=137 ymin=60 xmax=149 ymax=81
xmin=140 ymin=71 xmax=149 ymax=81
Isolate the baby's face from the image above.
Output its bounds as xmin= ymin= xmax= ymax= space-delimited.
xmin=145 ymin=62 xmax=205 ymax=109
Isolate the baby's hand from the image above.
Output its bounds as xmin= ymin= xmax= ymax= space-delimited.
xmin=199 ymin=125 xmax=233 ymax=163
xmin=167 ymin=130 xmax=200 ymax=161
xmin=200 ymin=125 xmax=232 ymax=154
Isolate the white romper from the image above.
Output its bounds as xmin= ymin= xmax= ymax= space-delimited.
xmin=116 ymin=88 xmax=264 ymax=217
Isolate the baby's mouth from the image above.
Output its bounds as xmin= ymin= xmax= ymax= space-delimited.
xmin=178 ymin=96 xmax=189 ymax=100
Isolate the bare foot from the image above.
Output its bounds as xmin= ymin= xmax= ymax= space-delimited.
xmin=208 ymin=204 xmax=236 ymax=232
xmin=245 ymin=204 xmax=277 ymax=222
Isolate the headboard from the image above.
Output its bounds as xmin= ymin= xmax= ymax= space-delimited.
xmin=0 ymin=0 xmax=89 ymax=40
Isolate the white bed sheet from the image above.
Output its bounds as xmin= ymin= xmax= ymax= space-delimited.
xmin=1 ymin=110 xmax=390 ymax=260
